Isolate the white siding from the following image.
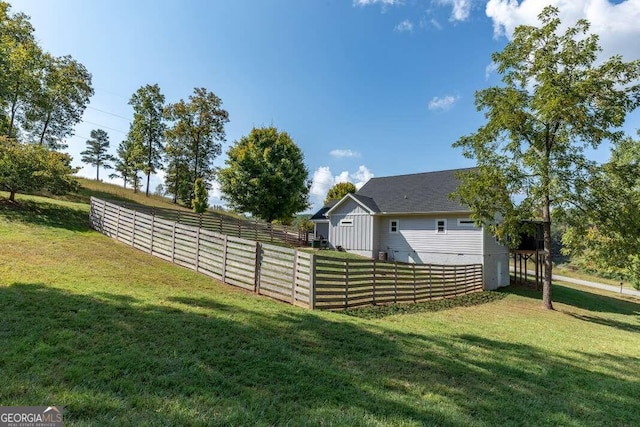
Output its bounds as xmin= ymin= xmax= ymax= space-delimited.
xmin=482 ymin=226 xmax=510 ymax=290
xmin=376 ymin=215 xmax=483 ymax=263
xmin=328 ymin=199 xmax=374 ymax=255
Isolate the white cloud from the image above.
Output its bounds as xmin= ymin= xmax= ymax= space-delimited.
xmin=428 ymin=94 xmax=460 ymax=111
xmin=485 ymin=61 xmax=498 ymax=80
xmin=430 ymin=18 xmax=443 ymax=30
xmin=309 ymin=165 xmax=375 ymax=211
xmin=351 ymin=165 xmax=375 ymax=189
xmin=353 ymin=0 xmax=402 ymax=6
xmin=486 ymin=0 xmax=640 ymax=61
xmin=395 ymin=19 xmax=414 ymax=32
xmin=438 ymin=0 xmax=472 ymax=22
xmin=329 ymin=149 xmax=361 ymax=158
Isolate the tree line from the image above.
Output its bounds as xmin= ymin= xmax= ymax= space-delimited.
xmin=1 ymin=1 xmax=311 ymax=221
xmin=81 ymin=84 xmax=310 ymax=220
xmin=0 ymin=1 xmax=91 ymax=201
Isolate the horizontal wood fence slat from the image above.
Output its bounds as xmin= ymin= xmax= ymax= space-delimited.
xmin=89 ymin=197 xmax=484 ymax=311
xmin=313 ymin=255 xmax=483 ymax=309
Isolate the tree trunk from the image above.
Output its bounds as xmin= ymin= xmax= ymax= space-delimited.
xmin=9 ymin=191 xmax=16 ymax=202
xmin=96 ymin=161 xmax=100 ymax=181
xmin=542 ymin=198 xmax=553 ymax=310
xmin=145 ymin=172 xmax=150 ymax=197
xmin=39 ymin=110 xmax=52 ymax=145
xmin=7 ymin=83 xmax=20 ymax=139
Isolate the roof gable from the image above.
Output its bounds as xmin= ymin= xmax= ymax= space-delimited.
xmin=325 ymin=193 xmax=379 ymax=216
xmin=355 ymin=168 xmax=472 ymax=214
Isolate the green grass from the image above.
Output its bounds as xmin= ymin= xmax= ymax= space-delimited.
xmin=554 ymin=263 xmax=636 ymax=291
xmin=1 ymin=193 xmax=640 ymax=426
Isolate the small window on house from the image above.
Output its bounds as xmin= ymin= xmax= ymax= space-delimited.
xmin=339 ymin=218 xmax=353 ymax=226
xmin=436 ymin=219 xmax=447 ymax=234
xmin=390 ymin=220 xmax=399 ymax=233
xmin=457 ymin=218 xmax=476 ymax=227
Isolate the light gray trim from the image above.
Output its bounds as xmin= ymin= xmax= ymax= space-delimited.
xmin=325 ymin=193 xmax=376 ymax=216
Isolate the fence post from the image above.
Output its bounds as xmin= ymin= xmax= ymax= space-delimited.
xmin=254 ymin=242 xmax=261 ymax=294
xmin=291 ymin=250 xmax=298 ymax=305
xmin=149 ymin=214 xmax=155 ymax=255
xmin=372 ymin=260 xmax=377 ymax=306
xmin=309 ymin=254 xmax=316 ymax=309
xmin=429 ymin=264 xmax=432 ymax=301
xmin=345 ymin=259 xmax=349 ymax=309
xmin=453 ymin=265 xmax=458 ymax=296
xmin=394 ymin=262 xmax=398 ymax=303
xmin=100 ymin=200 xmax=106 ymax=233
xmin=195 ymin=227 xmax=200 ymax=272
xmin=131 ymin=210 xmax=136 ymax=247
xmin=171 ymin=223 xmax=176 ymax=263
xmin=116 ymin=206 xmax=121 ymax=241
xmin=222 ymin=235 xmax=228 ymax=283
xmin=411 ymin=264 xmax=417 ymax=303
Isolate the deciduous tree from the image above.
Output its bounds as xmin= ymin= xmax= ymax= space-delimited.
xmin=164 ymin=87 xmax=228 ymax=205
xmin=128 ymin=84 xmax=165 ymax=196
xmin=25 ymin=54 xmax=93 ymax=149
xmin=192 ymin=178 xmax=208 ymax=214
xmin=0 ymin=136 xmax=78 ymax=201
xmin=218 ymin=126 xmax=310 ymax=222
xmin=451 ymin=6 xmax=640 ymax=309
xmin=324 ymin=182 xmax=356 ymax=205
xmin=110 ymin=137 xmax=144 ymax=192
xmin=561 ymin=131 xmax=640 ymax=289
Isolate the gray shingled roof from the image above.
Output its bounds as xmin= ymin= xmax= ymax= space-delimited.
xmin=310 ymin=199 xmax=338 ymax=220
xmin=355 ymin=168 xmax=473 ymax=214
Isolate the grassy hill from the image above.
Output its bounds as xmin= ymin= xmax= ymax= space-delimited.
xmin=1 ymin=192 xmax=639 ymax=426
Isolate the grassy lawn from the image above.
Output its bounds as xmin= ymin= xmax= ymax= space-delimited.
xmin=1 ymin=193 xmax=639 ymax=426
xmin=554 ymin=263 xmax=637 ymax=291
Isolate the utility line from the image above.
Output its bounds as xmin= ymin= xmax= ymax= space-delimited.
xmin=81 ymin=120 xmax=128 ymax=134
xmin=86 ymin=105 xmax=131 ymax=122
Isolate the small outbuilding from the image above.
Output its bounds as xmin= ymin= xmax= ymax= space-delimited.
xmin=310 ymin=168 xmax=510 ymax=290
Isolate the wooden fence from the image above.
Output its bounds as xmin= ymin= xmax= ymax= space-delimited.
xmin=313 ymin=257 xmax=483 ymax=309
xmin=89 ymin=197 xmax=484 ymax=310
xmin=98 ymin=199 xmax=311 ymax=246
xmin=90 ymin=197 xmax=312 ymax=307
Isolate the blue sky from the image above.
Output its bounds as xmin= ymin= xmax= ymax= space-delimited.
xmin=10 ymin=0 xmax=640 ymax=212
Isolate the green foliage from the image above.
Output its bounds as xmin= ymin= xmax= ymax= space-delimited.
xmin=111 ymin=137 xmax=144 ymax=192
xmin=0 ymin=136 xmax=78 ymax=201
xmin=561 ymin=131 xmax=640 ymax=289
xmin=218 ymin=126 xmax=310 ymax=223
xmin=80 ymin=129 xmax=114 ymax=181
xmin=0 ymin=2 xmax=92 ymax=146
xmin=24 ymin=54 xmax=94 ymax=149
xmin=0 ymin=2 xmax=41 ymax=139
xmin=128 ymin=84 xmax=166 ymax=196
xmin=324 ymin=181 xmax=356 ymax=205
xmin=451 ymin=6 xmax=640 ymax=308
xmin=192 ymin=177 xmax=208 ymax=213
xmin=164 ymin=87 xmax=229 ymax=205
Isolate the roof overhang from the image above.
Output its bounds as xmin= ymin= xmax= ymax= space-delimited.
xmin=374 ymin=210 xmax=471 ymax=216
xmin=325 ymin=193 xmax=377 ymax=216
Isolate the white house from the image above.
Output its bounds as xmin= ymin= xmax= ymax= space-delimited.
xmin=310 ymin=168 xmax=510 ymax=290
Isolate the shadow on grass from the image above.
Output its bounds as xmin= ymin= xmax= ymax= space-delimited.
xmin=502 ymin=283 xmax=640 ymax=315
xmin=0 ymin=198 xmax=90 ymax=232
xmin=1 ymin=283 xmax=638 ymax=426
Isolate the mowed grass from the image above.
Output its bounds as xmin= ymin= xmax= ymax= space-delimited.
xmin=1 ymin=194 xmax=640 ymax=426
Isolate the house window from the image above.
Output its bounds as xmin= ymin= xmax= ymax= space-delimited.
xmin=339 ymin=218 xmax=353 ymax=227
xmin=457 ymin=218 xmax=476 ymax=227
xmin=436 ymin=219 xmax=447 ymax=234
xmin=389 ymin=220 xmax=399 ymax=233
